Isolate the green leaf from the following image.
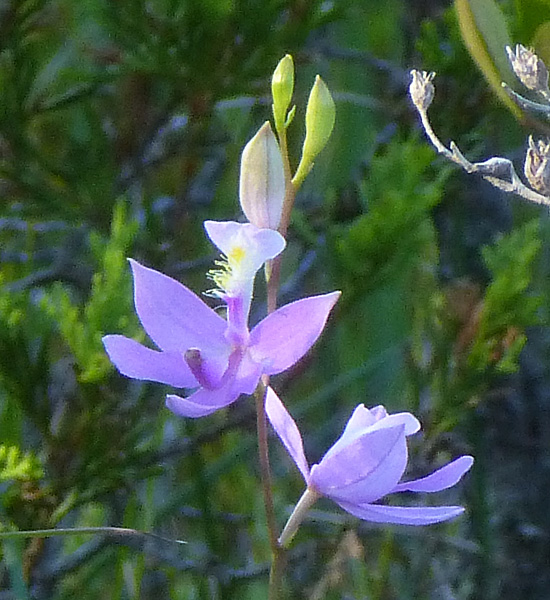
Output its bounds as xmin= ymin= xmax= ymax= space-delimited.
xmin=515 ymin=0 xmax=550 ymax=46
xmin=455 ymin=0 xmax=521 ymax=117
xmin=532 ymin=21 xmax=550 ymax=68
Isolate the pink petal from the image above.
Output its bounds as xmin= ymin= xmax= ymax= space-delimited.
xmin=366 ymin=412 xmax=420 ymax=437
xmin=336 ymin=501 xmax=466 ymax=525
xmin=103 ymin=335 xmax=196 ymax=388
xmin=130 ymin=259 xmax=228 ymax=362
xmin=393 ymin=456 xmax=474 ymax=493
xmin=265 ymin=387 xmax=310 ymax=482
xmin=322 ymin=405 xmax=393 ymax=462
xmin=204 ymin=221 xmax=285 ymax=269
xmin=239 ymin=122 xmax=285 ymax=229
xmin=166 ymin=350 xmax=261 ymax=419
xmin=234 ymin=352 xmax=264 ymax=395
xmin=166 ymin=372 xmax=238 ymax=418
xmin=311 ymin=425 xmax=408 ymax=504
xmin=166 ymin=393 xmax=233 ymax=418
xmin=249 ymin=291 xmax=341 ymax=374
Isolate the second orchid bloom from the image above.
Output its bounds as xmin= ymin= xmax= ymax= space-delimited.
xmin=266 ymin=388 xmax=473 ymax=545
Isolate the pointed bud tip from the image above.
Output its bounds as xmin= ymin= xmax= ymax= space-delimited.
xmin=272 ymin=54 xmax=295 ymax=130
xmin=295 ymin=74 xmax=335 ymax=185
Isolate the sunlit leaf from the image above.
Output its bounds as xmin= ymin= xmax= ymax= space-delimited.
xmin=455 ymin=0 xmax=521 ymax=116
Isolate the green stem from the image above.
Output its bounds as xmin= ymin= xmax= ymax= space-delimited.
xmin=254 ymin=382 xmax=278 ymax=551
xmin=278 ymin=487 xmax=319 ymax=547
xmin=254 ymin=381 xmax=286 ymax=600
xmin=268 ymin=121 xmax=297 ymax=314
xmin=263 ymin=111 xmax=308 ymax=597
xmin=268 ymin=546 xmax=286 ymax=600
xmin=0 ymin=527 xmax=185 ymax=545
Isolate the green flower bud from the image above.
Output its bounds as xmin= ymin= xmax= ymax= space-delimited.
xmin=239 ymin=121 xmax=285 ymax=229
xmin=272 ymin=54 xmax=295 ymax=132
xmin=293 ymin=75 xmax=335 ymax=187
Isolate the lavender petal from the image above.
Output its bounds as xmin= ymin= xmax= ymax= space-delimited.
xmin=393 ymin=456 xmax=474 ymax=493
xmin=323 ymin=405 xmax=418 ymax=463
xmin=265 ymin=387 xmax=310 ymax=482
xmin=130 ymin=259 xmax=228 ymax=358
xmin=102 ymin=335 xmax=196 ymax=387
xmin=166 ymin=393 xmax=232 ymax=418
xmin=249 ymin=291 xmax=341 ymax=374
xmin=337 ymin=501 xmax=466 ymax=525
xmin=311 ymin=425 xmax=407 ymax=504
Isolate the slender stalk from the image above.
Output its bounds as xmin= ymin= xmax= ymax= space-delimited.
xmin=268 ymin=546 xmax=286 ymax=600
xmin=254 ymin=381 xmax=286 ymax=600
xmin=277 ymin=129 xmax=295 ymax=239
xmin=254 ymin=381 xmax=279 ymax=552
xmin=278 ymin=488 xmax=319 ymax=547
xmin=0 ymin=527 xmax=185 ymax=545
xmin=268 ymin=122 xmax=297 ymax=314
xmin=262 ymin=107 xmax=307 ymax=597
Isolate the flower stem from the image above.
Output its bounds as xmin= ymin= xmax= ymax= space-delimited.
xmin=254 ymin=381 xmax=279 ymax=552
xmin=278 ymin=487 xmax=319 ymax=547
xmin=255 ymin=381 xmax=286 ymax=600
xmin=262 ymin=114 xmax=306 ymax=597
xmin=268 ymin=545 xmax=286 ymax=600
xmin=267 ymin=122 xmax=297 ymax=314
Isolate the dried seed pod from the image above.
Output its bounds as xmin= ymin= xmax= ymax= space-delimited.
xmin=409 ymin=70 xmax=436 ymax=112
xmin=524 ymin=136 xmax=550 ymax=195
xmin=506 ymin=45 xmax=549 ymax=93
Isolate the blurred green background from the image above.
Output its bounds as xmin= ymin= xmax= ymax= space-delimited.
xmin=1 ymin=0 xmax=550 ymax=598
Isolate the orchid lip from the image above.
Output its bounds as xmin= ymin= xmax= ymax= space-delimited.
xmin=184 ymin=348 xmax=219 ymax=389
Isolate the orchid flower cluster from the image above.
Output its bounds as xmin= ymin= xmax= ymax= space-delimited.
xmin=103 ymin=56 xmax=473 ymax=588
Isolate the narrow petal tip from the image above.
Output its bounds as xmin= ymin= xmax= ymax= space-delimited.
xmin=166 ymin=394 xmax=221 ymax=419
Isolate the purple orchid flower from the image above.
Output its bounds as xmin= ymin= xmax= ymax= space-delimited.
xmin=102 ymin=221 xmax=340 ymax=418
xmin=265 ymin=387 xmax=473 ymax=545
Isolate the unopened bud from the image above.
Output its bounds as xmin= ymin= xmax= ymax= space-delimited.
xmin=239 ymin=122 xmax=285 ymax=229
xmin=293 ymin=75 xmax=335 ymax=187
xmin=524 ymin=135 xmax=550 ymax=195
xmin=409 ymin=70 xmax=435 ymax=112
xmin=506 ymin=44 xmax=549 ymax=93
xmin=272 ymin=54 xmax=295 ymax=132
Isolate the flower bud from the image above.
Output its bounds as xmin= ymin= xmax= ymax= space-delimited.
xmin=272 ymin=54 xmax=294 ymax=132
xmin=524 ymin=135 xmax=550 ymax=195
xmin=409 ymin=69 xmax=435 ymax=112
xmin=506 ymin=44 xmax=549 ymax=93
xmin=293 ymin=75 xmax=335 ymax=187
xmin=239 ymin=122 xmax=285 ymax=229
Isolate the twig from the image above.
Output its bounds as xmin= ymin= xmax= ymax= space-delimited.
xmin=502 ymin=83 xmax=550 ymax=118
xmin=409 ymin=70 xmax=550 ymax=207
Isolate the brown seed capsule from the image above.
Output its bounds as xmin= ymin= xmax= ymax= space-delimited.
xmin=524 ymin=136 xmax=550 ymax=195
xmin=506 ymin=44 xmax=549 ymax=93
xmin=409 ymin=70 xmax=436 ymax=112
